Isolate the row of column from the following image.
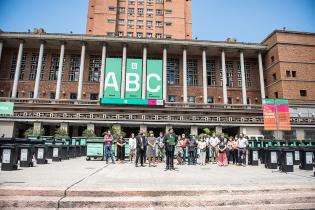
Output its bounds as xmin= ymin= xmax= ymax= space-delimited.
xmin=7 ymin=40 xmax=265 ymax=104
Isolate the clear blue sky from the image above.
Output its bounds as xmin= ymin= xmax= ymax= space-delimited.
xmin=0 ymin=0 xmax=314 ymax=43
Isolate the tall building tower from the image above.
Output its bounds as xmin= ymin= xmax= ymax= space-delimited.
xmin=86 ymin=0 xmax=192 ymax=40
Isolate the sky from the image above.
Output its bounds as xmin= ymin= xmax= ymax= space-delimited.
xmin=0 ymin=0 xmax=314 ymax=43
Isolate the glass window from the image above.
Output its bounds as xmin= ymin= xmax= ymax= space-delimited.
xmin=207 ymin=96 xmax=214 ymax=104
xmin=206 ymin=60 xmax=216 ymax=86
xmin=137 ymin=20 xmax=143 ymax=26
xmin=69 ymin=55 xmax=80 ymax=81
xmin=49 ymin=92 xmax=55 ymax=99
xmin=168 ymin=95 xmax=176 ymax=102
xmin=70 ymin=93 xmax=77 ymax=100
xmin=167 ymin=58 xmax=179 ymax=85
xmin=188 ymin=96 xmax=195 ymax=103
xmin=220 ymin=61 xmax=233 ymax=87
xmin=300 ymin=90 xmax=307 ymax=97
xmin=29 ymin=91 xmax=34 ymax=98
xmin=128 ymin=19 xmax=134 ymax=25
xmin=147 ymin=20 xmax=153 ymax=27
xmin=156 ymin=21 xmax=163 ymax=27
xmin=156 ymin=9 xmax=163 ymax=15
xmin=137 ymin=8 xmax=144 ymax=15
xmin=29 ymin=53 xmax=46 ymax=80
xmin=156 ymin=33 xmax=162 ymax=38
xmin=187 ymin=59 xmax=198 ymax=86
xmin=118 ymin=7 xmax=125 ymax=13
xmin=127 ymin=32 xmax=133 ymax=37
xmin=227 ymin=97 xmax=233 ymax=104
xmin=136 ymin=32 xmax=143 ymax=38
xmin=128 ymin=8 xmax=134 ymax=14
xmin=146 ymin=33 xmax=152 ymax=38
xmin=147 ymin=9 xmax=153 ymax=15
xmin=88 ymin=55 xmax=101 ymax=82
xmin=283 ymin=130 xmax=296 ymax=140
xmin=49 ymin=54 xmax=65 ymax=81
xmin=118 ymin=19 xmax=125 ymax=25
xmin=10 ymin=53 xmax=27 ymax=80
xmin=90 ymin=93 xmax=99 ymax=100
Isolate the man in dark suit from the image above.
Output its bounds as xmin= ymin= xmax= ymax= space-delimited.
xmin=163 ymin=128 xmax=177 ymax=170
xmin=135 ymin=129 xmax=147 ymax=167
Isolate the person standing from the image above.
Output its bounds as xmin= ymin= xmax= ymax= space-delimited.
xmin=116 ymin=135 xmax=126 ymax=163
xmin=147 ymin=131 xmax=157 ymax=167
xmin=209 ymin=133 xmax=219 ymax=164
xmin=128 ymin=133 xmax=137 ymax=163
xmin=198 ymin=137 xmax=207 ymax=166
xmin=187 ymin=135 xmax=197 ymax=165
xmin=226 ymin=136 xmax=233 ymax=164
xmin=104 ymin=130 xmax=115 ymax=164
xmin=163 ymin=128 xmax=177 ymax=170
xmin=179 ymin=134 xmax=188 ymax=163
xmin=135 ymin=130 xmax=147 ymax=167
xmin=217 ymin=137 xmax=228 ymax=166
xmin=238 ymin=134 xmax=248 ymax=166
xmin=231 ymin=137 xmax=239 ymax=165
xmin=157 ymin=132 xmax=165 ymax=162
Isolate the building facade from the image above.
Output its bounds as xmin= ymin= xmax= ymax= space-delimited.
xmin=86 ymin=0 xmax=192 ymax=40
xmin=0 ymin=30 xmax=314 ymax=140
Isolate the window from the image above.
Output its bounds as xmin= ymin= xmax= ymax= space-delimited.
xmin=147 ymin=20 xmax=153 ymax=27
xmin=262 ymin=130 xmax=274 ymax=139
xmin=156 ymin=0 xmax=163 ymax=3
xmin=147 ymin=0 xmax=154 ymax=3
xmin=29 ymin=53 xmax=46 ymax=80
xmin=274 ymin=92 xmax=278 ymax=98
xmin=136 ymin=32 xmax=143 ymax=38
xmin=128 ymin=19 xmax=134 ymax=26
xmin=188 ymin=96 xmax=195 ymax=103
xmin=187 ymin=59 xmax=198 ymax=86
xmin=156 ymin=33 xmax=162 ymax=38
xmin=227 ymin=97 xmax=233 ymax=104
xmin=286 ymin=70 xmax=291 ymax=77
xmin=283 ymin=130 xmax=296 ymax=140
xmin=168 ymin=95 xmax=176 ymax=102
xmin=138 ymin=0 xmax=144 ymax=4
xmin=167 ymin=58 xmax=179 ymax=85
xmin=220 ymin=61 xmax=233 ymax=87
xmin=207 ymin=60 xmax=216 ymax=86
xmin=146 ymin=33 xmax=152 ymax=38
xmin=292 ymin=71 xmax=296 ymax=77
xmin=137 ymin=20 xmax=143 ymax=26
xmin=147 ymin=9 xmax=153 ymax=15
xmin=165 ymin=9 xmax=172 ymax=14
xmin=245 ymin=62 xmax=252 ymax=87
xmin=70 ymin=93 xmax=77 ymax=100
xmin=10 ymin=53 xmax=27 ymax=80
xmin=207 ymin=96 xmax=214 ymax=104
xmin=108 ymin=6 xmax=116 ymax=11
xmin=107 ymin=32 xmax=114 ymax=36
xmin=305 ymin=130 xmax=315 ymax=140
xmin=272 ymin=73 xmax=277 ymax=81
xmin=156 ymin=9 xmax=163 ymax=15
xmin=90 ymin=93 xmax=98 ymax=100
xmin=129 ymin=0 xmax=135 ymax=4
xmin=137 ymin=8 xmax=144 ymax=15
xmin=300 ymin=90 xmax=307 ymax=97
xmin=247 ymin=97 xmax=251 ymax=104
xmin=165 ymin=35 xmax=172 ymax=39
xmin=88 ymin=55 xmax=101 ymax=82
xmin=69 ymin=55 xmax=80 ymax=81
xmin=118 ymin=19 xmax=125 ymax=25
xmin=165 ymin=22 xmax=172 ymax=26
xmin=271 ymin=56 xmax=275 ymax=63
xmin=29 ymin=91 xmax=34 ymax=98
xmin=128 ymin=8 xmax=134 ymax=15
xmin=118 ymin=31 xmax=124 ymax=36
xmin=49 ymin=92 xmax=55 ymax=99
xmin=49 ymin=54 xmax=64 ymax=81
xmin=107 ymin=19 xmax=115 ymax=23
xmin=118 ymin=7 xmax=125 ymax=13
xmin=156 ymin=21 xmax=163 ymax=27
xmin=127 ymin=32 xmax=133 ymax=37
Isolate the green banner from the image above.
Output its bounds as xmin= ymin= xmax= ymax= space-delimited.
xmin=104 ymin=58 xmax=122 ymax=98
xmin=146 ymin=59 xmax=163 ymax=99
xmin=0 ymin=102 xmax=14 ymax=114
xmin=125 ymin=58 xmax=142 ymax=99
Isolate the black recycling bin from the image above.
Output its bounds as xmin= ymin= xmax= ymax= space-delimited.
xmin=75 ymin=145 xmax=81 ymax=157
xmin=279 ymin=148 xmax=294 ymax=172
xmin=19 ymin=144 xmax=34 ymax=167
xmin=61 ymin=145 xmax=69 ymax=160
xmin=34 ymin=145 xmax=48 ymax=164
xmin=52 ymin=145 xmax=62 ymax=162
xmin=264 ymin=147 xmax=279 ymax=169
xmin=293 ymin=149 xmax=301 ymax=165
xmin=248 ymin=148 xmax=259 ymax=166
xmin=46 ymin=144 xmax=53 ymax=159
xmin=81 ymin=146 xmax=87 ymax=156
xmin=68 ymin=145 xmax=76 ymax=158
xmin=1 ymin=144 xmax=18 ymax=171
xmin=300 ymin=148 xmax=314 ymax=170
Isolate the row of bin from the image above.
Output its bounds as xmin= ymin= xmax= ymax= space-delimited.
xmin=0 ymin=136 xmax=87 ymax=171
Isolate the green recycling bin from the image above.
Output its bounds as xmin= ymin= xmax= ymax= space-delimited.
xmin=86 ymin=139 xmax=104 ymax=161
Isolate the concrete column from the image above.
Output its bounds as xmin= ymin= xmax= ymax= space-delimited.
xmin=121 ymin=44 xmax=127 ymax=98
xmin=142 ymin=45 xmax=147 ymax=99
xmin=202 ymin=48 xmax=207 ymax=104
xmin=99 ymin=44 xmax=106 ymax=99
xmin=0 ymin=41 xmax=3 ymax=64
xmin=240 ymin=51 xmax=247 ymax=105
xmin=11 ymin=41 xmax=24 ymax=98
xmin=296 ymin=128 xmax=305 ymax=140
xmin=77 ymin=43 xmax=86 ymax=100
xmin=55 ymin=43 xmax=65 ymax=100
xmin=190 ymin=125 xmax=198 ymax=136
xmin=87 ymin=123 xmax=95 ymax=132
xmin=60 ymin=122 xmax=69 ymax=134
xmin=183 ymin=47 xmax=187 ymax=103
xmin=163 ymin=47 xmax=167 ymax=101
xmin=221 ymin=50 xmax=228 ymax=104
xmin=33 ymin=122 xmax=42 ymax=132
xmin=215 ymin=126 xmax=222 ymax=134
xmin=33 ymin=42 xmax=45 ymax=99
xmin=258 ymin=52 xmax=266 ymax=99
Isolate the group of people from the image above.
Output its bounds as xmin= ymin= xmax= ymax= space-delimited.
xmin=103 ymin=128 xmax=249 ymax=170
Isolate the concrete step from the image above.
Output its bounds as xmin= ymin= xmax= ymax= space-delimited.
xmin=0 ymin=191 xmax=314 ymax=209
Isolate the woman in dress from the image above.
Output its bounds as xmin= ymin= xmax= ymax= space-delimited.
xmin=147 ymin=131 xmax=157 ymax=167
xmin=198 ymin=136 xmax=207 ymax=166
xmin=217 ymin=137 xmax=228 ymax=166
xmin=116 ymin=135 xmax=126 ymax=163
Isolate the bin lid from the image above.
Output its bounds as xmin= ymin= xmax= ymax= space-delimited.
xmin=0 ymin=144 xmax=15 ymax=148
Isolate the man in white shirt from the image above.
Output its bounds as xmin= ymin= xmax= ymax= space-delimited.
xmin=238 ymin=134 xmax=249 ymax=166
xmin=209 ymin=133 xmax=219 ymax=163
xmin=128 ymin=133 xmax=137 ymax=163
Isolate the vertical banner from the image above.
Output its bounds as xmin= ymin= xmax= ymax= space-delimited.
xmin=262 ymin=99 xmax=277 ymax=130
xmin=104 ymin=58 xmax=122 ymax=98
xmin=125 ymin=58 xmax=143 ymax=99
xmin=146 ymin=59 xmax=163 ymax=99
xmin=276 ymin=99 xmax=291 ymax=130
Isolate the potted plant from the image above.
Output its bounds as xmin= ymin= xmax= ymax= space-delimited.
xmin=24 ymin=127 xmax=45 ymax=138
